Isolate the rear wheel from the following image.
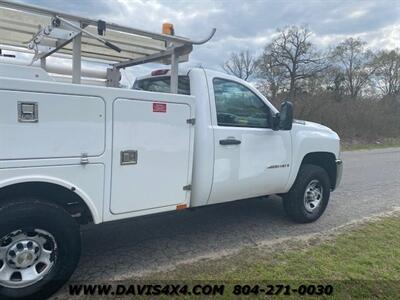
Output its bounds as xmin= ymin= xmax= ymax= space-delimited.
xmin=283 ymin=164 xmax=330 ymax=223
xmin=0 ymin=199 xmax=81 ymax=299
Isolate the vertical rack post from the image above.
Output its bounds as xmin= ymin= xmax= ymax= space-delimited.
xmin=170 ymin=48 xmax=179 ymax=94
xmin=40 ymin=57 xmax=46 ymax=69
xmin=72 ymin=33 xmax=82 ymax=84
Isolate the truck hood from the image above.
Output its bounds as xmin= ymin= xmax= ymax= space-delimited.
xmin=294 ymin=119 xmax=336 ymax=134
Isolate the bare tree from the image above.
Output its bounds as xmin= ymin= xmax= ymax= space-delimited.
xmin=261 ymin=25 xmax=328 ymax=99
xmin=332 ymin=38 xmax=376 ymax=99
xmin=325 ymin=67 xmax=346 ymax=101
xmin=372 ymin=49 xmax=400 ymax=96
xmin=256 ymin=53 xmax=287 ymax=101
xmin=222 ymin=50 xmax=257 ymax=81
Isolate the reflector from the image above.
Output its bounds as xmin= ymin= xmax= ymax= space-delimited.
xmin=151 ymin=69 xmax=169 ymax=76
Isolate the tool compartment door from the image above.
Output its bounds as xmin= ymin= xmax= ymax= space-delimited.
xmin=111 ymin=98 xmax=192 ymax=214
xmin=0 ymin=90 xmax=105 ymax=160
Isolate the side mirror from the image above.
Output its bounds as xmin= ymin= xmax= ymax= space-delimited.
xmin=270 ymin=101 xmax=293 ymax=131
xmin=279 ymin=101 xmax=293 ymax=130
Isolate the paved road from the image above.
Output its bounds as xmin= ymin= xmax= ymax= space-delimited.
xmin=71 ymin=148 xmax=400 ymax=282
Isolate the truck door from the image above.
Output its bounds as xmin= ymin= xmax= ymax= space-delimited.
xmin=207 ymin=76 xmax=292 ymax=204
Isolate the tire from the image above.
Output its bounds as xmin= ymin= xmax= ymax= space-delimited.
xmin=0 ymin=199 xmax=81 ymax=300
xmin=283 ymin=164 xmax=330 ymax=223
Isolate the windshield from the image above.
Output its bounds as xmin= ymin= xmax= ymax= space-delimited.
xmin=133 ymin=76 xmax=191 ymax=95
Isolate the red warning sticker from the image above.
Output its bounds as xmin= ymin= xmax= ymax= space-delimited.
xmin=153 ymin=102 xmax=167 ymax=113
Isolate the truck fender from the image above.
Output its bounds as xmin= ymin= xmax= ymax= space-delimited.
xmin=285 ymin=129 xmax=340 ymax=192
xmin=0 ymin=175 xmax=101 ymax=224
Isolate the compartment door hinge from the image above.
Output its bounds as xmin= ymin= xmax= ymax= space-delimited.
xmin=80 ymin=153 xmax=89 ymax=165
xmin=183 ymin=184 xmax=192 ymax=191
xmin=186 ymin=118 xmax=195 ymax=125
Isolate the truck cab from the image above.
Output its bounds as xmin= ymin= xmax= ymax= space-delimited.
xmin=134 ymin=67 xmax=342 ymax=210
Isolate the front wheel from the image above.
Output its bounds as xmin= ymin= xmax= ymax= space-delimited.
xmin=0 ymin=199 xmax=81 ymax=299
xmin=283 ymin=164 xmax=331 ymax=223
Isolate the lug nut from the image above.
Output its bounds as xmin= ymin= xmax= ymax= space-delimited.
xmin=8 ymin=250 xmax=16 ymax=257
xmin=34 ymin=247 xmax=40 ymax=253
xmin=27 ymin=241 xmax=33 ymax=249
xmin=16 ymin=243 xmax=23 ymax=250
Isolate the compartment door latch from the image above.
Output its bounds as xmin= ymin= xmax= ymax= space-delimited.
xmin=18 ymin=102 xmax=38 ymax=123
xmin=120 ymin=150 xmax=138 ymax=165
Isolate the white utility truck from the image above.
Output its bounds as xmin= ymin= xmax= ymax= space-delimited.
xmin=0 ymin=1 xmax=342 ymax=299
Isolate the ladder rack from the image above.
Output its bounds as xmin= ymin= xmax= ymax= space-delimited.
xmin=0 ymin=0 xmax=216 ymax=91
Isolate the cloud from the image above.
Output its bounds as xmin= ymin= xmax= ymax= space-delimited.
xmin=16 ymin=0 xmax=400 ymax=76
xmin=348 ymin=9 xmax=368 ymax=19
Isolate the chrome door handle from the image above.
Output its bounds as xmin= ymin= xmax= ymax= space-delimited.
xmin=219 ymin=139 xmax=241 ymax=145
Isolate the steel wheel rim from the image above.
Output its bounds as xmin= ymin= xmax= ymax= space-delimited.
xmin=0 ymin=229 xmax=57 ymax=288
xmin=304 ymin=179 xmax=323 ymax=213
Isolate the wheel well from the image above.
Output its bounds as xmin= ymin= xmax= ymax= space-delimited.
xmin=0 ymin=182 xmax=93 ymax=225
xmin=301 ymin=152 xmax=337 ymax=190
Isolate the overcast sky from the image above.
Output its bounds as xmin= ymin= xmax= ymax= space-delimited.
xmin=21 ymin=0 xmax=400 ymax=78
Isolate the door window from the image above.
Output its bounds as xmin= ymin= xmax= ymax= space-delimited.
xmin=213 ymin=78 xmax=271 ymax=128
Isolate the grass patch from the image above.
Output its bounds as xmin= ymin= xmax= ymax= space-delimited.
xmin=342 ymin=138 xmax=400 ymax=151
xmin=145 ymin=214 xmax=400 ymax=299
